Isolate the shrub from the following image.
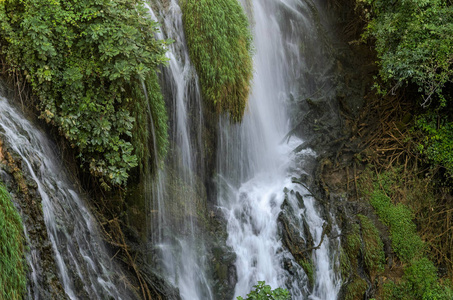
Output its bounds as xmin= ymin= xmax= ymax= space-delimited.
xmin=0 ymin=183 xmax=26 ymax=300
xmin=181 ymin=0 xmax=253 ymax=121
xmin=362 ymin=0 xmax=453 ymax=107
xmin=416 ymin=114 xmax=453 ymax=178
xmin=0 ymin=0 xmax=169 ymax=187
xmin=237 ymin=281 xmax=290 ymax=300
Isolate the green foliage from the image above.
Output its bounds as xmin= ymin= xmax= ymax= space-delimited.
xmin=365 ymin=171 xmax=424 ymax=262
xmin=361 ymin=169 xmax=453 ymax=299
xmin=379 ymin=258 xmax=453 ymax=299
xmin=181 ymin=0 xmax=253 ymax=121
xmin=345 ymin=276 xmax=368 ymax=300
xmin=299 ymin=258 xmax=314 ymax=287
xmin=236 ymin=281 xmax=290 ymax=300
xmin=0 ymin=0 xmax=169 ymax=187
xmin=416 ymin=114 xmax=453 ymax=177
xmin=345 ymin=223 xmax=361 ymax=265
xmin=368 ymin=188 xmax=424 ymax=262
xmin=403 ymin=257 xmax=439 ymax=299
xmin=361 ymin=0 xmax=453 ymax=107
xmin=0 ymin=183 xmax=26 ymax=300
xmin=339 ymin=246 xmax=352 ymax=279
xmin=358 ymin=214 xmax=385 ymax=273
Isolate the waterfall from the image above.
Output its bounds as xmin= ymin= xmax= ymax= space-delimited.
xmin=0 ymin=95 xmax=131 ymax=300
xmin=145 ymin=2 xmax=213 ymax=299
xmin=217 ymin=0 xmax=341 ymax=298
xmin=0 ymin=0 xmax=343 ymax=298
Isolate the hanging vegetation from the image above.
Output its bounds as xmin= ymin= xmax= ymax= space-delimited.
xmin=0 ymin=0 xmax=169 ymax=187
xmin=0 ymin=183 xmax=26 ymax=300
xmin=181 ymin=0 xmax=253 ymax=121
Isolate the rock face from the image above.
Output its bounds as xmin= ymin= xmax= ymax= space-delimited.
xmin=278 ymin=193 xmax=314 ymax=262
xmin=278 ymin=192 xmax=315 ymax=291
xmin=0 ymin=139 xmax=66 ymax=299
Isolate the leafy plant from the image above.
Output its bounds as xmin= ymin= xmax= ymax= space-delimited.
xmin=181 ymin=0 xmax=253 ymax=121
xmin=361 ymin=0 xmax=453 ymax=108
xmin=237 ymin=281 xmax=290 ymax=300
xmin=0 ymin=183 xmax=26 ymax=300
xmin=416 ymin=114 xmax=453 ymax=178
xmin=0 ymin=0 xmax=169 ymax=187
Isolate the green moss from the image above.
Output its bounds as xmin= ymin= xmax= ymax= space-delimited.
xmin=0 ymin=183 xmax=26 ymax=299
xmin=361 ymin=168 xmax=453 ymax=299
xmin=368 ymin=189 xmax=424 ymax=263
xmin=362 ymin=170 xmax=424 ymax=263
xmin=345 ymin=223 xmax=361 ymax=267
xmin=345 ymin=276 xmax=367 ymax=300
xmin=358 ymin=214 xmax=385 ymax=274
xmin=378 ymin=260 xmax=453 ymax=300
xmin=181 ymin=0 xmax=253 ymax=121
xmin=339 ymin=246 xmax=352 ymax=280
xmin=299 ymin=258 xmax=314 ymax=288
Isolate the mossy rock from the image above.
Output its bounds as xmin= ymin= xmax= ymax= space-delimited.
xmin=358 ymin=214 xmax=385 ymax=276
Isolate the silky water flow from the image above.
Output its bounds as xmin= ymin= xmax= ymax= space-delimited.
xmin=217 ymin=0 xmax=342 ymax=299
xmin=0 ymin=95 xmax=131 ymax=300
xmin=146 ymin=2 xmax=213 ymax=299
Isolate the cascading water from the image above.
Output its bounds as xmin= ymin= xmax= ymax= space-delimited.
xmin=0 ymin=95 xmax=131 ymax=300
xmin=0 ymin=0 xmax=345 ymax=298
xmin=217 ymin=0 xmax=341 ymax=298
xmin=145 ymin=2 xmax=213 ymax=299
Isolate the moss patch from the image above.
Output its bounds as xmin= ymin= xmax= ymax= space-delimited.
xmin=0 ymin=182 xmax=26 ymax=300
xmin=181 ymin=0 xmax=253 ymax=121
xmin=358 ymin=214 xmax=385 ymax=276
xmin=299 ymin=258 xmax=314 ymax=288
xmin=345 ymin=276 xmax=367 ymax=300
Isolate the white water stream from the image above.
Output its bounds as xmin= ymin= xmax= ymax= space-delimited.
xmin=217 ymin=0 xmax=341 ymax=298
xmin=146 ymin=2 xmax=213 ymax=299
xmin=0 ymin=95 xmax=130 ymax=299
xmin=1 ymin=0 xmax=342 ymax=298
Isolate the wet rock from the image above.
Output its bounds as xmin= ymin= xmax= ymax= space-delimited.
xmin=0 ymin=141 xmax=67 ymax=299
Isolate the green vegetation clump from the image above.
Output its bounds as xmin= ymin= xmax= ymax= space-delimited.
xmin=236 ymin=281 xmax=290 ymax=300
xmin=361 ymin=169 xmax=453 ymax=299
xmin=357 ymin=214 xmax=385 ymax=274
xmin=345 ymin=223 xmax=361 ymax=266
xmin=368 ymin=173 xmax=424 ymax=263
xmin=416 ymin=114 xmax=453 ymax=178
xmin=0 ymin=0 xmax=169 ymax=187
xmin=299 ymin=258 xmax=314 ymax=287
xmin=360 ymin=0 xmax=453 ymax=182
xmin=362 ymin=0 xmax=453 ymax=106
xmin=380 ymin=258 xmax=453 ymax=299
xmin=345 ymin=276 xmax=368 ymax=300
xmin=181 ymin=0 xmax=253 ymax=121
xmin=0 ymin=183 xmax=26 ymax=300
